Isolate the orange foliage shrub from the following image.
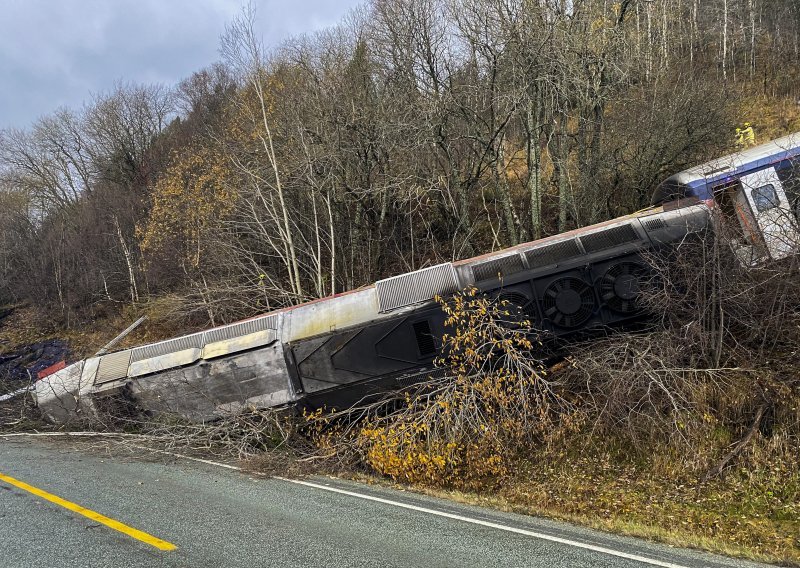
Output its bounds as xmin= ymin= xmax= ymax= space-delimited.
xmin=349 ymin=288 xmax=568 ymax=489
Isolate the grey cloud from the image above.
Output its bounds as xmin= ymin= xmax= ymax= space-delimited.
xmin=0 ymin=0 xmax=361 ymax=129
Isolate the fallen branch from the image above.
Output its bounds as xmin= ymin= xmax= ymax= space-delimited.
xmin=701 ymin=403 xmax=767 ymax=483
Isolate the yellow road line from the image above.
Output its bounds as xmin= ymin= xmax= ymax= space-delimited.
xmin=0 ymin=471 xmax=176 ymax=551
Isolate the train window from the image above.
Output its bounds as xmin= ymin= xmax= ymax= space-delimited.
xmin=651 ymin=177 xmax=690 ymax=206
xmin=751 ymin=184 xmax=780 ymax=212
xmin=776 ymin=158 xmax=800 ymax=217
xmin=776 ymin=157 xmax=800 ymax=186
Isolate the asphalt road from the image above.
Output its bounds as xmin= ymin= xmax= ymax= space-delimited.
xmin=0 ymin=436 xmax=771 ymax=568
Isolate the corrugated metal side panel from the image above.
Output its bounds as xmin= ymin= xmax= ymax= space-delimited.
xmin=580 ymin=223 xmax=640 ymax=253
xmin=95 ymin=350 xmax=132 ymax=384
xmin=523 ymin=239 xmax=582 ymax=269
xmin=471 ymin=254 xmax=524 ymax=282
xmin=203 ymin=314 xmax=279 ymax=344
xmin=130 ymin=333 xmax=205 ymax=363
xmin=643 ymin=217 xmax=667 ymax=232
xmin=375 ymin=263 xmax=458 ymax=313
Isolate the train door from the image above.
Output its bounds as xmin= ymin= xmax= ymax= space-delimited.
xmin=739 ymin=168 xmax=800 ymax=260
xmin=712 ymin=180 xmax=763 ymax=264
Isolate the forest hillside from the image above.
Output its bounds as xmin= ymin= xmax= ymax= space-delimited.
xmin=1 ymin=0 xmax=799 ymax=338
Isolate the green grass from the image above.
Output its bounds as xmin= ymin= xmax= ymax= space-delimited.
xmin=341 ymin=440 xmax=800 ymax=566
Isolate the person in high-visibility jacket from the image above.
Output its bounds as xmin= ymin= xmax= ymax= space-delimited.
xmin=740 ymin=122 xmax=756 ymax=147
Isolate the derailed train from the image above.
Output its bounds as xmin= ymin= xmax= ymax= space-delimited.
xmin=35 ymin=133 xmax=800 ymax=423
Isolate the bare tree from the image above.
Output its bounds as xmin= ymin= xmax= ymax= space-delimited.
xmin=221 ymin=3 xmax=304 ymax=299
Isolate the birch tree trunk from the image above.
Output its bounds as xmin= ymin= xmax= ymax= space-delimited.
xmin=723 ymin=0 xmax=729 ymax=81
xmin=495 ymin=138 xmax=519 ymax=246
xmin=113 ymin=215 xmax=139 ymax=304
xmin=554 ymin=113 xmax=571 ymax=232
xmin=221 ymin=4 xmax=304 ymax=299
xmin=526 ymin=93 xmax=543 ymax=240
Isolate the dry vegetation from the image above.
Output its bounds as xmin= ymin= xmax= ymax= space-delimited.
xmin=69 ymin=231 xmax=798 ymax=563
xmin=295 ymin=233 xmax=798 ymax=563
xmin=3 ymin=231 xmax=798 ymax=563
xmin=1 ymin=0 xmax=800 ymax=564
xmin=2 ymin=0 xmax=800 ymax=330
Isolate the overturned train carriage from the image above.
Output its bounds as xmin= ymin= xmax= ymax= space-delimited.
xmin=35 ymin=204 xmax=709 ymax=423
xmin=35 ymin=132 xmax=800 ymax=423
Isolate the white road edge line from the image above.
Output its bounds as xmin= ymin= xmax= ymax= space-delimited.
xmin=275 ymin=476 xmax=690 ymax=568
xmin=3 ymin=433 xmax=690 ymax=568
xmin=0 ymin=431 xmax=161 ymax=439
xmin=128 ymin=445 xmax=242 ymax=471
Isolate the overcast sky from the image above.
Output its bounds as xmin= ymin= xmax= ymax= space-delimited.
xmin=0 ymin=0 xmax=362 ymax=130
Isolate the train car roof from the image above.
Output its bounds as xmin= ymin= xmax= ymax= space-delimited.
xmin=679 ymin=132 xmax=800 ymax=185
xmin=194 ymin=204 xmax=672 ymax=323
xmin=100 ymin=201 xmax=695 ymax=362
xmin=451 ymin=205 xmax=668 ymax=268
xmin=652 ymin=131 xmax=800 ymax=204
